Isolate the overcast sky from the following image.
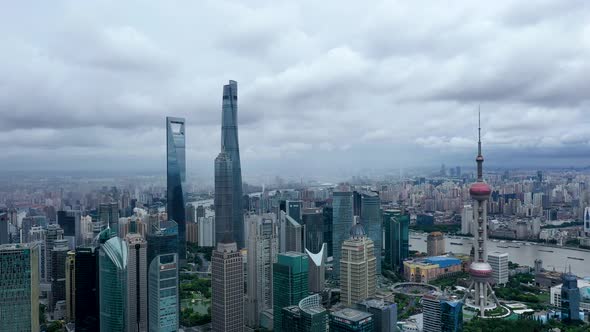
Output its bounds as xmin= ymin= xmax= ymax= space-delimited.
xmin=1 ymin=1 xmax=589 ymax=180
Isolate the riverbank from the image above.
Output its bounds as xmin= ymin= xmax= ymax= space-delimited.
xmin=409 ymin=231 xmax=590 ymax=254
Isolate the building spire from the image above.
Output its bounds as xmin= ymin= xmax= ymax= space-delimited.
xmin=476 ymin=107 xmax=484 ymax=182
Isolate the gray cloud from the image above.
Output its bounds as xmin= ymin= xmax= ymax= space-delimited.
xmin=1 ymin=0 xmax=589 ymax=178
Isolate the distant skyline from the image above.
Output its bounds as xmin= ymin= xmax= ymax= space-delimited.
xmin=1 ymin=1 xmax=589 ymax=174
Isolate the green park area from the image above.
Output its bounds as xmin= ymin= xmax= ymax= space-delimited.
xmin=180 ymin=274 xmax=212 ymax=327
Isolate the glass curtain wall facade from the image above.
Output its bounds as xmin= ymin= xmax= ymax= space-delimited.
xmin=221 ymin=80 xmax=244 ymax=249
xmin=383 ymin=210 xmax=409 ymax=272
xmin=322 ymin=207 xmax=333 ymax=258
xmin=75 ymin=246 xmax=99 ymax=332
xmin=166 ymin=116 xmax=187 ymax=260
xmin=147 ymin=221 xmax=179 ymax=332
xmin=273 ymin=252 xmax=309 ymax=331
xmin=303 ymin=209 xmax=324 ymax=254
xmin=126 ymin=233 xmax=148 ymax=332
xmin=360 ymin=192 xmax=382 ymax=274
xmin=332 ymin=189 xmax=353 ymax=279
xmin=98 ymin=229 xmax=128 ymax=332
xmin=214 ymin=151 xmax=233 ymax=244
xmin=0 ymin=243 xmax=40 ymax=332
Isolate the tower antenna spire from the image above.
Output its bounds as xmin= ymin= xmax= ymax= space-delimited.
xmin=476 ymin=106 xmax=484 ymax=182
xmin=478 ymin=106 xmax=481 ymax=155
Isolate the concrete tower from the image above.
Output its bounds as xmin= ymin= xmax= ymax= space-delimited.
xmin=463 ymin=112 xmax=501 ymax=317
xmin=246 ymin=214 xmax=278 ymax=328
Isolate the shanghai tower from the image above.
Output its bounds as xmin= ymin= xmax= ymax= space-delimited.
xmin=221 ymin=80 xmax=244 ymax=249
xmin=166 ymin=117 xmax=187 ymax=260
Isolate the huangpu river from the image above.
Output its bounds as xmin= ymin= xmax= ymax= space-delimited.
xmin=409 ymin=232 xmax=590 ymax=277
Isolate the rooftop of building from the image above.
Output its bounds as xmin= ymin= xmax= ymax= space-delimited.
xmin=0 ymin=242 xmax=37 ymax=251
xmin=405 ymin=256 xmax=462 ymax=268
xmin=359 ymin=298 xmax=396 ymax=310
xmin=331 ymin=308 xmax=372 ymax=322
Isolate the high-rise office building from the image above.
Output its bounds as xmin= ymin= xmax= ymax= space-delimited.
xmin=322 ymin=206 xmax=333 ymax=258
xmin=286 ymin=200 xmax=303 ymax=223
xmin=303 ymin=208 xmax=324 ymax=253
xmin=186 ymin=221 xmax=198 ymax=244
xmin=356 ymin=299 xmax=397 ymax=332
xmin=306 ymin=244 xmax=326 ymax=293
xmin=460 ymin=205 xmax=473 ymax=235
xmin=332 ymin=187 xmax=353 ymax=279
xmin=426 ymin=232 xmax=445 ymax=256
xmin=561 ymin=269 xmax=581 ymax=321
xmin=488 ymin=252 xmax=509 ymax=285
xmin=383 ymin=210 xmax=409 ymax=272
xmin=281 ymin=294 xmax=328 ymax=332
xmin=45 ymin=224 xmax=64 ymax=283
xmin=125 ymin=233 xmax=148 ymax=332
xmin=98 ymin=229 xmax=128 ymax=331
xmin=340 ymin=224 xmax=376 ymax=305
xmin=147 ymin=220 xmax=179 ymax=332
xmin=285 ymin=214 xmax=305 ymax=253
xmin=221 ymin=80 xmax=244 ymax=249
xmin=0 ymin=210 xmax=8 ymax=244
xmin=423 ymin=294 xmax=463 ymax=332
xmin=75 ymin=246 xmax=99 ymax=332
xmin=215 ymin=150 xmax=233 ymax=246
xmin=212 ymin=242 xmax=243 ymax=332
xmin=198 ymin=216 xmax=215 ymax=247
xmin=166 ymin=116 xmax=187 ymax=260
xmin=0 ymin=243 xmax=40 ymax=332
xmin=58 ymin=210 xmax=81 ymax=247
xmin=273 ymin=252 xmax=309 ymax=331
xmin=98 ymin=203 xmax=119 ymax=232
xmin=246 ymin=214 xmax=278 ymax=328
xmin=65 ymin=251 xmax=75 ymax=323
xmin=50 ymin=239 xmax=69 ymax=312
xmin=329 ymin=308 xmax=374 ymax=332
xmin=361 ymin=192 xmax=382 ymax=273
xmin=463 ymin=115 xmax=501 ymax=317
xmin=584 ymin=207 xmax=590 ymax=236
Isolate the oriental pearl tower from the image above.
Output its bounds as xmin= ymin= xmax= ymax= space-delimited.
xmin=463 ymin=112 xmax=501 ymax=317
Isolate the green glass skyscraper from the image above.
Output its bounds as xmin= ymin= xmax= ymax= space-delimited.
xmin=0 ymin=243 xmax=40 ymax=332
xmin=360 ymin=192 xmax=382 ymax=274
xmin=383 ymin=209 xmax=409 ymax=272
xmin=98 ymin=229 xmax=128 ymax=332
xmin=273 ymin=252 xmax=309 ymax=331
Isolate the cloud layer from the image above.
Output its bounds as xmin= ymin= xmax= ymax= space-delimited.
xmin=1 ymin=0 xmax=589 ymax=179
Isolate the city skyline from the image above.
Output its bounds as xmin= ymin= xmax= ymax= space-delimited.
xmin=1 ymin=1 xmax=590 ymax=174
xmin=2 ymin=2 xmax=590 ymax=331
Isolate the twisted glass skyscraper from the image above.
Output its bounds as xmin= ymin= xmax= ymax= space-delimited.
xmin=221 ymin=80 xmax=244 ymax=249
xmin=166 ymin=116 xmax=186 ymax=260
